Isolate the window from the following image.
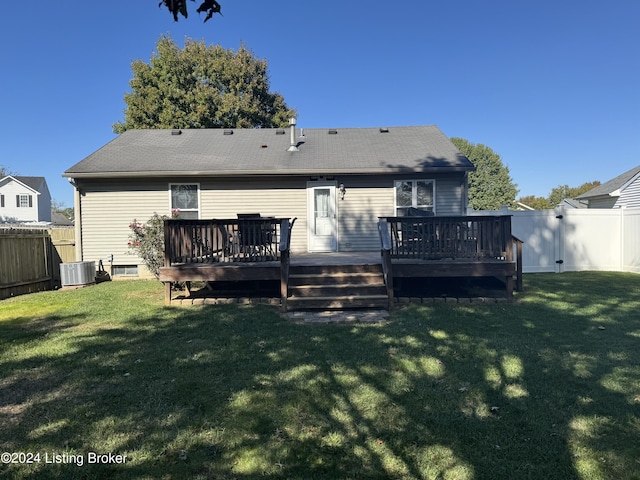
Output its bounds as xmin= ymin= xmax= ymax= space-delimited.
xmin=170 ymin=184 xmax=200 ymax=219
xmin=112 ymin=265 xmax=139 ymax=276
xmin=16 ymin=194 xmax=33 ymax=208
xmin=395 ymin=180 xmax=434 ymax=216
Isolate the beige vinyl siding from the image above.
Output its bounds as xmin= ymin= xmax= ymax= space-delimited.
xmin=77 ymin=172 xmax=468 ymax=267
xmin=199 ymin=177 xmax=308 ymax=253
xmin=434 ymin=175 xmax=466 ymax=215
xmin=336 ymin=173 xmax=467 ymax=251
xmin=337 ymin=177 xmax=394 ymax=251
xmin=80 ymin=181 xmax=168 ymax=276
xmin=79 ymin=178 xmax=309 ymax=272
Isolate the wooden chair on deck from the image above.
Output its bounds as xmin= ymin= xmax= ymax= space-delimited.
xmin=236 ymin=214 xmax=275 ymax=260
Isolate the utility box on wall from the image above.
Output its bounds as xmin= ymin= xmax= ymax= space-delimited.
xmin=60 ymin=261 xmax=96 ymax=287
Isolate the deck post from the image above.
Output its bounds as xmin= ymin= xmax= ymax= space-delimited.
xmin=164 ymin=282 xmax=171 ymax=306
xmin=163 ymin=220 xmax=172 ymax=305
xmin=279 ymin=219 xmax=292 ymax=312
xmin=506 ymin=275 xmax=514 ymax=299
xmin=280 ymin=250 xmax=290 ymax=312
xmin=378 ymin=220 xmax=395 ymax=310
xmin=514 ymin=236 xmax=523 ymax=292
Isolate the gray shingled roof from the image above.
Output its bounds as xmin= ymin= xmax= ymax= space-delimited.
xmin=11 ymin=176 xmax=45 ymax=192
xmin=64 ymin=125 xmax=474 ymax=178
xmin=577 ymin=165 xmax=640 ymax=199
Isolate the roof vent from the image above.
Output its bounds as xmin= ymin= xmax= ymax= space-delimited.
xmin=223 ymin=129 xmax=234 ymax=135
xmin=171 ymin=129 xmax=182 ymax=135
xmin=379 ymin=127 xmax=389 ymax=133
xmin=287 ymin=117 xmax=299 ymax=152
xmin=328 ymin=129 xmax=338 ymax=135
xmin=275 ymin=129 xmax=285 ymax=135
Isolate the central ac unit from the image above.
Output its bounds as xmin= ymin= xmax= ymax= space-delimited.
xmin=60 ymin=261 xmax=96 ymax=287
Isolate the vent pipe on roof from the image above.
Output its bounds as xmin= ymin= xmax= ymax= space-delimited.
xmin=287 ymin=117 xmax=299 ymax=152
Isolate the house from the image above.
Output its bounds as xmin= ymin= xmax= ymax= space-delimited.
xmin=0 ymin=176 xmax=52 ymax=223
xmin=558 ymin=198 xmax=588 ymax=209
xmin=51 ymin=211 xmax=74 ymax=226
xmin=576 ymin=165 xmax=640 ymax=208
xmin=63 ymin=125 xmax=475 ymax=278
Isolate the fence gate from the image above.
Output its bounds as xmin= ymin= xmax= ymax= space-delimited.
xmin=471 ymin=207 xmax=640 ymax=274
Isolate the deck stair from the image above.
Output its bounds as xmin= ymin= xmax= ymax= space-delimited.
xmin=286 ymin=263 xmax=389 ymax=310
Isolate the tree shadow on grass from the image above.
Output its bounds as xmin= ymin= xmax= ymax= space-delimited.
xmin=1 ymin=273 xmax=639 ymax=479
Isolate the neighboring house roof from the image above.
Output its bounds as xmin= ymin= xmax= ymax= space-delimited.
xmin=63 ymin=125 xmax=474 ymax=178
xmin=559 ymin=198 xmax=588 ymax=209
xmin=0 ymin=175 xmax=46 ymax=194
xmin=51 ymin=211 xmax=74 ymax=225
xmin=577 ymin=165 xmax=640 ymax=200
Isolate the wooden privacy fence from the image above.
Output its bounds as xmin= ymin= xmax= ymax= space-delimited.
xmin=0 ymin=226 xmax=76 ymax=299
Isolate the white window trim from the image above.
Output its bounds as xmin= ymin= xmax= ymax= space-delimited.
xmin=169 ymin=183 xmax=201 ymax=219
xmin=394 ymin=179 xmax=436 ymax=215
xmin=18 ymin=194 xmax=32 ymax=208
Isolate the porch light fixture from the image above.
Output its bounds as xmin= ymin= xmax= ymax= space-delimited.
xmin=339 ymin=183 xmax=346 ymax=200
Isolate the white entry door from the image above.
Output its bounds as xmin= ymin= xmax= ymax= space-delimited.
xmin=307 ymin=182 xmax=337 ymax=252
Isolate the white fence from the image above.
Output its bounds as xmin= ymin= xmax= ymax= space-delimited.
xmin=469 ymin=208 xmax=640 ymax=274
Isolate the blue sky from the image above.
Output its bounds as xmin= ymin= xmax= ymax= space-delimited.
xmin=1 ymin=0 xmax=638 ymax=207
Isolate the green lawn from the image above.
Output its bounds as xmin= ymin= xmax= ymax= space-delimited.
xmin=1 ymin=273 xmax=639 ymax=479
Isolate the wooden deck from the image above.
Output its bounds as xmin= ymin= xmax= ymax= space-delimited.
xmin=159 ymin=216 xmax=523 ymax=309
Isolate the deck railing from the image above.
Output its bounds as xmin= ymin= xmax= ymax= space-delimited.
xmin=164 ymin=218 xmax=289 ymax=266
xmin=379 ymin=215 xmax=513 ymax=260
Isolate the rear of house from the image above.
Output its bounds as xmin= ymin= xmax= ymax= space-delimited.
xmin=64 ymin=125 xmax=474 ymax=278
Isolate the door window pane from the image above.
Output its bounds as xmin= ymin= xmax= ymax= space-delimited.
xmin=314 ymin=189 xmax=330 ymax=218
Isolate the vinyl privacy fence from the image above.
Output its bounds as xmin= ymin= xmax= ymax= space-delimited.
xmin=0 ymin=227 xmax=76 ymax=299
xmin=470 ymin=207 xmax=640 ymax=274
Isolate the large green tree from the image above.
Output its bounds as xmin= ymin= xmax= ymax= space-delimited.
xmin=547 ymin=181 xmax=601 ymax=207
xmin=113 ymin=36 xmax=295 ymax=133
xmin=517 ymin=181 xmax=601 ymax=209
xmin=517 ymin=195 xmax=552 ymax=210
xmin=451 ymin=138 xmax=519 ymax=210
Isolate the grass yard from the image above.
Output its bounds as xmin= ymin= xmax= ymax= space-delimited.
xmin=1 ymin=273 xmax=639 ymax=479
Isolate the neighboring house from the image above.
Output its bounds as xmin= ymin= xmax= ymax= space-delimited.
xmin=0 ymin=175 xmax=52 ymax=223
xmin=63 ymin=125 xmax=475 ymax=277
xmin=51 ymin=211 xmax=74 ymax=226
xmin=576 ymin=165 xmax=640 ymax=208
xmin=558 ymin=198 xmax=588 ymax=209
